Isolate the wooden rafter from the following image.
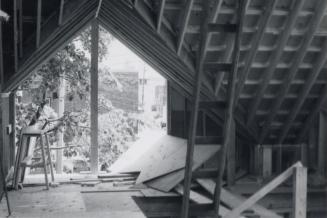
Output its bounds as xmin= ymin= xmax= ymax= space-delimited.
xmin=252 ymin=0 xmax=306 ymax=144
xmin=297 ymin=85 xmax=327 ymax=143
xmin=277 ymin=43 xmax=327 ymax=144
xmin=156 ymin=0 xmax=165 ymax=33
xmin=36 ymin=0 xmax=42 ymax=48
xmin=232 ymin=0 xmax=277 ymax=104
xmin=181 ymin=1 xmax=210 ymax=217
xmin=247 ymin=0 xmax=327 ymax=127
xmin=176 ymin=0 xmax=194 ymax=55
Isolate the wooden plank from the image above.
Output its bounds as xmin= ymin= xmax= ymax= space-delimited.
xmin=58 ymin=0 xmax=64 ymax=25
xmin=233 ymin=0 xmax=277 ymax=104
xmin=176 ymin=0 xmax=194 ymax=55
xmin=197 ymin=178 xmax=280 ymax=218
xmin=292 ymin=166 xmax=307 ymax=218
xmin=246 ymin=0 xmax=327 ymax=126
xmin=251 ymin=0 xmax=306 ymax=143
xmin=207 ymin=23 xmax=237 ymax=32
xmin=225 ymin=162 xmax=301 ymax=218
xmin=214 ymin=0 xmax=246 ymax=214
xmin=262 ymin=146 xmax=272 ymax=179
xmin=227 ymin=120 xmax=235 ymax=186
xmin=318 ymin=111 xmax=327 ymax=176
xmin=175 ymin=184 xmax=212 ymax=204
xmin=276 ymin=41 xmax=327 ymax=144
xmin=36 ymin=0 xmax=42 ymax=48
xmin=90 ymin=19 xmax=99 ymax=174
xmin=145 ymin=145 xmax=221 ymax=192
xmin=156 ymin=0 xmax=165 ymax=33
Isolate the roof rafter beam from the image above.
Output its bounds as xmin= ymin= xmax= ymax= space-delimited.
xmin=176 ymin=0 xmax=194 ymax=55
xmin=156 ymin=0 xmax=166 ymax=33
xmin=297 ymin=85 xmax=327 ymax=143
xmin=253 ymin=0 xmax=307 ymax=144
xmin=277 ymin=41 xmax=327 ymax=144
xmin=233 ymin=0 xmax=277 ymax=104
xmin=247 ymin=0 xmax=327 ymax=127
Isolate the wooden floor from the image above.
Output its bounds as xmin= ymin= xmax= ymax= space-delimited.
xmin=0 ymin=183 xmax=146 ymax=218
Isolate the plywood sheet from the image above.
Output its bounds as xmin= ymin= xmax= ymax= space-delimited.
xmin=145 ymin=145 xmax=220 ymax=192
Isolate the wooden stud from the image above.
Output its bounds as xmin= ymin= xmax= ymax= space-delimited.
xmin=9 ymin=92 xmax=16 ymax=166
xmin=233 ymin=0 xmax=277 ymax=105
xmin=13 ymin=0 xmax=18 ymax=72
xmin=90 ymin=19 xmax=99 ymax=174
xmin=58 ymin=0 xmax=64 ymax=25
xmin=276 ymin=42 xmax=327 ymax=144
xmin=247 ymin=0 xmax=327 ymax=127
xmin=297 ymin=85 xmax=327 ymax=143
xmin=227 ymin=120 xmax=235 ymax=186
xmin=176 ymin=0 xmax=194 ymax=55
xmin=156 ymin=0 xmax=166 ymax=33
xmin=318 ymin=111 xmax=327 ymax=176
xmin=0 ymin=0 xmax=3 ymax=87
xmin=36 ymin=0 xmax=42 ymax=48
xmin=292 ymin=166 xmax=307 ymax=218
xmin=18 ymin=0 xmax=23 ymax=58
xmin=181 ymin=1 xmax=210 ymax=217
xmin=262 ymin=146 xmax=272 ymax=179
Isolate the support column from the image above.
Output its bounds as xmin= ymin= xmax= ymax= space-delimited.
xmin=90 ymin=19 xmax=99 ymax=174
xmin=262 ymin=146 xmax=272 ymax=179
xmin=292 ymin=165 xmax=307 ymax=218
xmin=1 ymin=93 xmax=11 ymax=173
xmin=9 ymin=92 xmax=16 ymax=167
xmin=318 ymin=111 xmax=327 ymax=176
xmin=254 ymin=145 xmax=262 ymax=176
xmin=227 ymin=120 xmax=235 ymax=186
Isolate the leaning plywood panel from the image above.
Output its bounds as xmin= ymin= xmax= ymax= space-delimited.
xmin=145 ymin=145 xmax=221 ymax=192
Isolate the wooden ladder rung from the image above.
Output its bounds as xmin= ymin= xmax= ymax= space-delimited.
xmin=208 ymin=23 xmax=238 ymax=33
xmin=204 ymin=62 xmax=232 ymax=72
xmin=199 ymin=101 xmax=226 ymax=110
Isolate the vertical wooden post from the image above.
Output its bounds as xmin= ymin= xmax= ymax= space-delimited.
xmin=166 ymin=82 xmax=172 ymax=135
xmin=262 ymin=146 xmax=272 ymax=178
xmin=276 ymin=145 xmax=282 ymax=173
xmin=90 ymin=19 xmax=99 ymax=174
xmin=292 ymin=165 xmax=307 ymax=218
xmin=227 ymin=119 xmax=235 ymax=186
xmin=36 ymin=0 xmax=42 ymax=48
xmin=18 ymin=0 xmax=23 ymax=57
xmin=300 ymin=143 xmax=308 ymax=167
xmin=9 ymin=92 xmax=16 ymax=167
xmin=13 ymin=0 xmax=18 ymax=72
xmin=318 ymin=111 xmax=327 ymax=176
xmin=1 ymin=93 xmax=10 ymax=172
xmin=58 ymin=0 xmax=64 ymax=25
xmin=0 ymin=0 xmax=4 ymax=87
xmin=254 ymin=145 xmax=262 ymax=176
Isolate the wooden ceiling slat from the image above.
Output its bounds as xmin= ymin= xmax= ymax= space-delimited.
xmin=156 ymin=0 xmax=166 ymax=33
xmin=297 ymin=85 xmax=327 ymax=143
xmin=247 ymin=0 xmax=306 ymax=144
xmin=247 ymin=0 xmax=327 ymax=128
xmin=233 ymin=0 xmax=277 ymax=105
xmin=276 ymin=41 xmax=327 ymax=144
xmin=176 ymin=0 xmax=194 ymax=55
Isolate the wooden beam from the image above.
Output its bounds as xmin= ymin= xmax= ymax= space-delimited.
xmin=233 ymin=0 xmax=277 ymax=104
xmin=36 ymin=0 xmax=42 ymax=48
xmin=156 ymin=0 xmax=165 ymax=33
xmin=250 ymin=0 xmax=306 ymax=138
xmin=317 ymin=111 xmax=327 ymax=176
xmin=297 ymin=85 xmax=327 ymax=143
xmin=292 ymin=165 xmax=307 ymax=218
xmin=176 ymin=0 xmax=194 ymax=55
xmin=13 ymin=0 xmax=18 ymax=72
xmin=227 ymin=120 xmax=235 ymax=186
xmin=181 ymin=1 xmax=209 ymax=216
xmin=262 ymin=146 xmax=272 ymax=179
xmin=90 ymin=19 xmax=99 ymax=174
xmin=276 ymin=42 xmax=327 ymax=144
xmin=225 ymin=162 xmax=302 ymax=218
xmin=214 ymin=0 xmax=247 ymax=214
xmin=247 ymin=0 xmax=327 ymax=127
xmin=0 ymin=0 xmax=3 ymax=88
xmin=58 ymin=0 xmax=64 ymax=25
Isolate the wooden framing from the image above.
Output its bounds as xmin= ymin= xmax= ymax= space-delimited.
xmin=156 ymin=0 xmax=165 ymax=33
xmin=214 ymin=0 xmax=247 ymax=214
xmin=277 ymin=41 xmax=327 ymax=144
xmin=0 ymin=0 xmax=3 ymax=87
xmin=226 ymin=120 xmax=235 ymax=186
xmin=247 ymin=0 xmax=327 ymax=128
xmin=317 ymin=111 xmax=327 ymax=176
xmin=181 ymin=1 xmax=209 ymax=217
xmin=251 ymin=0 xmax=306 ymax=143
xmin=13 ymin=0 xmax=18 ymax=72
xmin=18 ymin=0 xmax=23 ymax=58
xmin=90 ymin=19 xmax=99 ymax=174
xmin=233 ymin=0 xmax=277 ymax=105
xmin=36 ymin=0 xmax=42 ymax=48
xmin=58 ymin=0 xmax=65 ymax=25
xmin=292 ymin=165 xmax=307 ymax=218
xmin=176 ymin=0 xmax=194 ymax=55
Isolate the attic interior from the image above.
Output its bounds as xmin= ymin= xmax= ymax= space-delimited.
xmin=0 ymin=0 xmax=326 ymax=217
